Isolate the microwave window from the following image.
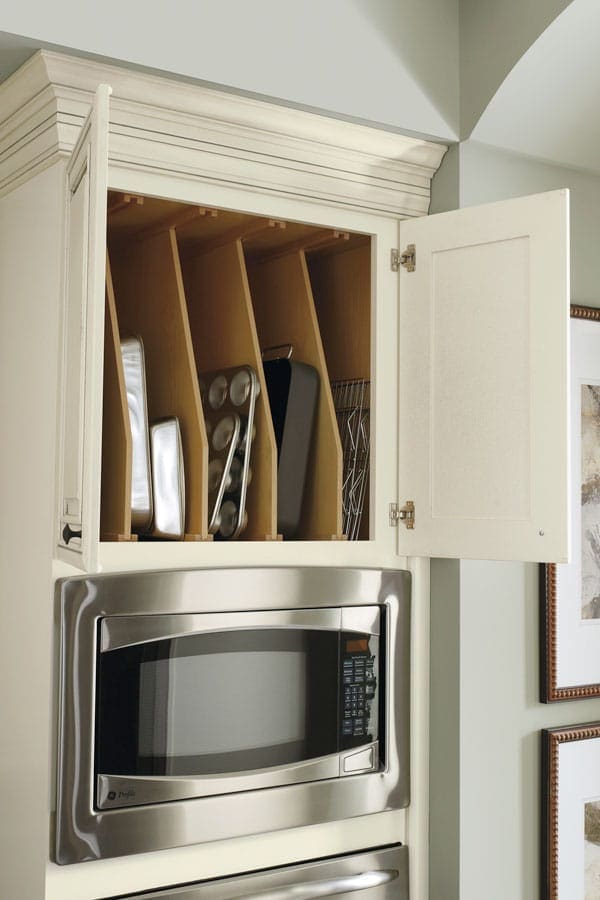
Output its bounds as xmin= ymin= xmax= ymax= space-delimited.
xmin=96 ymin=629 xmax=339 ymax=778
xmin=138 ymin=649 xmax=307 ymax=759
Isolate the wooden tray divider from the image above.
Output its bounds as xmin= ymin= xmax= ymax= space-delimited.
xmin=250 ymin=229 xmax=350 ymax=266
xmin=180 ymin=217 xmax=286 ymax=260
xmin=181 ymin=238 xmax=278 ymax=541
xmin=107 ymin=193 xmax=144 ymax=217
xmin=109 ymin=227 xmax=210 ymax=540
xmin=307 ymin=241 xmax=371 ymax=383
xmin=135 ymin=206 xmax=218 ymax=243
xmin=247 ymin=249 xmax=344 ymax=540
xmin=100 ymin=253 xmax=135 ymax=542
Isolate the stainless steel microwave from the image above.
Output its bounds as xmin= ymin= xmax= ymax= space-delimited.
xmin=55 ymin=567 xmax=410 ymax=864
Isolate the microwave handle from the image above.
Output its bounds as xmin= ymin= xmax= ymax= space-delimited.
xmin=97 ymin=742 xmax=378 ymax=809
xmin=101 ymin=607 xmax=379 ymax=653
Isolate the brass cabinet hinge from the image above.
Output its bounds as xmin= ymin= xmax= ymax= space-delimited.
xmin=389 ymin=501 xmax=415 ymax=529
xmin=391 ymin=245 xmax=416 ymax=272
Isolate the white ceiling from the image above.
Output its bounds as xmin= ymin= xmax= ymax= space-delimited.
xmin=472 ymin=0 xmax=600 ymax=174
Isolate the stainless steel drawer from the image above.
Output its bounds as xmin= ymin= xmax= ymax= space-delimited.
xmin=118 ymin=845 xmax=408 ymax=899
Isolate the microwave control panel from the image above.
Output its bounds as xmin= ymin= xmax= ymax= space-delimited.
xmin=340 ymin=633 xmax=379 ymax=750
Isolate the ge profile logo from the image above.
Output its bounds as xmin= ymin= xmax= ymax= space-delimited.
xmin=106 ymin=788 xmax=136 ymax=802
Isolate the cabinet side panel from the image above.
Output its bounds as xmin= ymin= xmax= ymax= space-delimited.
xmin=0 ymin=164 xmax=65 ymax=899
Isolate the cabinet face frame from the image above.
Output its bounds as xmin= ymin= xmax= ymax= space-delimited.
xmin=90 ymin=163 xmax=401 ymax=568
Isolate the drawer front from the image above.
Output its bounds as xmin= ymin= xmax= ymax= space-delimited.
xmin=117 ymin=845 xmax=408 ymax=900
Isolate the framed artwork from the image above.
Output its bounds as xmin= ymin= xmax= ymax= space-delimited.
xmin=541 ymin=305 xmax=600 ymax=701
xmin=542 ymin=722 xmax=600 ymax=899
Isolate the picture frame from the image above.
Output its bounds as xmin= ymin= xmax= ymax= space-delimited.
xmin=542 ymin=722 xmax=600 ymax=899
xmin=541 ymin=305 xmax=600 ymax=701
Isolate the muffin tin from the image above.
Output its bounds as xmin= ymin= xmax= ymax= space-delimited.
xmin=200 ymin=365 xmax=259 ymax=540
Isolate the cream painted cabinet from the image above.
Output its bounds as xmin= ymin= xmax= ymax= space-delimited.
xmin=0 ymin=50 xmax=570 ymax=900
xmin=54 ymin=80 xmax=569 ymax=574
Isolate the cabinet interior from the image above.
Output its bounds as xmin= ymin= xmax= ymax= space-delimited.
xmin=102 ymin=192 xmax=371 ymax=543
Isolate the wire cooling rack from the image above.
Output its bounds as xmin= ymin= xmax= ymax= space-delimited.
xmin=331 ymin=379 xmax=370 ymax=540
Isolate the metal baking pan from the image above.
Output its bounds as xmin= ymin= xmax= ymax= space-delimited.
xmin=120 ymin=336 xmax=153 ymax=532
xmin=200 ymin=366 xmax=259 ymax=540
xmin=150 ymin=418 xmax=185 ymax=539
xmin=263 ymin=357 xmax=319 ymax=539
xmin=206 ymin=412 xmax=241 ymax=533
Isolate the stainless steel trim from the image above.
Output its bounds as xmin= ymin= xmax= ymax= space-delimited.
xmin=55 ymin=567 xmax=411 ymax=864
xmin=340 ymin=605 xmax=380 ymax=635
xmin=119 ymin=846 xmax=408 ymax=899
xmin=97 ymin=750 xmax=342 ymax=808
xmin=100 ymin=607 xmax=345 ymax=653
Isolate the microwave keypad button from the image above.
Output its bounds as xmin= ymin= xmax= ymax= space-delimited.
xmin=340 ymin=649 xmax=377 ymax=743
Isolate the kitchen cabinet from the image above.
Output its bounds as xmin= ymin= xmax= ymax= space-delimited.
xmin=55 ymin=81 xmax=568 ymax=575
xmin=0 ymin=50 xmax=569 ymax=900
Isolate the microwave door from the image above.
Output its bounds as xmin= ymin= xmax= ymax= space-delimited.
xmin=96 ymin=608 xmax=380 ymax=810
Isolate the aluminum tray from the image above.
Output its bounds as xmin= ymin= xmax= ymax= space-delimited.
xmin=150 ymin=418 xmax=185 ymax=539
xmin=121 ymin=336 xmax=153 ymax=532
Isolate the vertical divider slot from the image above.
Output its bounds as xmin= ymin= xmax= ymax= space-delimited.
xmin=247 ymin=250 xmax=344 ymax=540
xmin=109 ymin=227 xmax=209 ymax=541
xmin=100 ymin=253 xmax=134 ymax=541
xmin=181 ymin=239 xmax=278 ymax=541
xmin=307 ymin=240 xmax=371 ymax=540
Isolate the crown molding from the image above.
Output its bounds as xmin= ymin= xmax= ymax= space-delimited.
xmin=0 ymin=50 xmax=448 ymax=213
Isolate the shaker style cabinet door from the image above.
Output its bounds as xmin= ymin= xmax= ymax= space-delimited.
xmin=397 ymin=190 xmax=570 ymax=563
xmin=57 ymin=85 xmax=110 ymax=571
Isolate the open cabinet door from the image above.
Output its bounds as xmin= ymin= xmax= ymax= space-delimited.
xmin=397 ymin=189 xmax=570 ymax=562
xmin=57 ymin=85 xmax=110 ymax=571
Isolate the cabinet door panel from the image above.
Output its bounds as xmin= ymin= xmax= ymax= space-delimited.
xmin=57 ymin=86 xmax=110 ymax=571
xmin=398 ymin=189 xmax=569 ymax=562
